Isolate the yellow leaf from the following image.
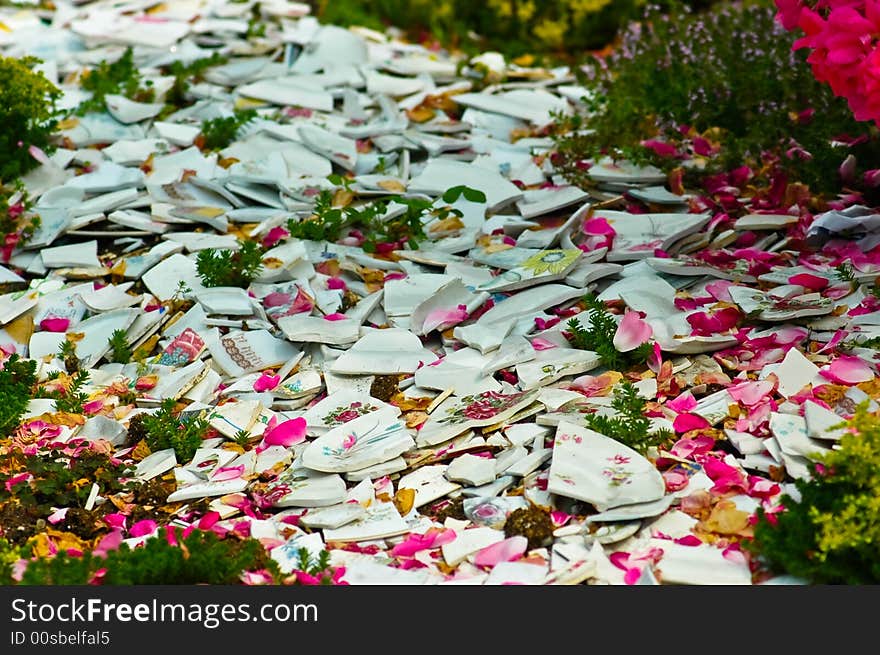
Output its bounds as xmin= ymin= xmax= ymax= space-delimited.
xmin=405 ymin=106 xmax=436 ymax=123
xmin=131 ymin=439 xmax=152 ymax=462
xmin=30 ymin=530 xmax=90 ymax=558
xmin=377 ymin=179 xmax=407 ymax=193
xmin=55 ymin=117 xmax=80 ymax=131
xmin=390 ymin=392 xmax=431 ymax=412
xmin=405 ymin=411 xmax=429 ymax=429
xmin=428 ymin=215 xmax=465 ymax=234
xmin=333 ymin=188 xmax=354 ymax=207
xmin=700 ymin=500 xmax=752 ymax=537
xmin=393 ymin=488 xmax=416 ymax=516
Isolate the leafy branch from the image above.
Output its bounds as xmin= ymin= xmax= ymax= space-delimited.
xmin=566 ymin=294 xmax=652 ymax=371
xmin=584 ymin=381 xmax=673 ymax=455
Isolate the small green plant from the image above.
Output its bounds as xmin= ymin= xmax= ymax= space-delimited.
xmin=196 ymin=238 xmax=264 ymax=288
xmin=0 ymin=56 xmax=61 ymax=183
xmin=584 ymin=381 xmax=673 ymax=455
xmin=750 ymin=404 xmax=880 ymax=583
xmin=57 ymin=338 xmax=80 ymax=373
xmin=232 ymin=429 xmax=253 ymax=447
xmin=40 ymin=369 xmax=90 ymax=414
xmin=18 ymin=529 xmax=279 ymax=585
xmin=107 ymin=329 xmax=132 ymax=364
xmin=566 ymin=294 xmax=652 ymax=371
xmin=0 ymin=354 xmax=37 ymax=437
xmin=199 ymin=109 xmax=257 ymax=151
xmin=141 ymin=398 xmax=209 ymax=464
xmin=287 ymin=180 xmax=484 ymax=250
xmin=0 ymin=538 xmax=24 ymax=585
xmin=287 ymin=549 xmax=338 ymax=584
xmin=76 ymin=48 xmax=154 ymax=115
xmin=835 ymin=262 xmax=856 ymax=283
xmin=164 ymin=52 xmax=228 ymax=111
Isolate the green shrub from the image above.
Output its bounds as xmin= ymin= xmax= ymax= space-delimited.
xmin=141 ymin=399 xmax=209 ymax=464
xmin=0 ymin=56 xmax=61 ymax=184
xmin=751 ymin=405 xmax=880 ymax=584
xmin=0 ymin=354 xmax=37 ymax=437
xmin=18 ymin=530 xmax=280 ymax=585
xmin=553 ymin=1 xmax=880 ymax=198
xmin=308 ymin=0 xmax=648 ymax=56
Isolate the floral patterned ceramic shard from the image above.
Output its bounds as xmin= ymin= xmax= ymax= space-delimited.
xmin=477 ymin=249 xmax=583 ymax=293
xmin=548 ymin=421 xmax=666 ymax=510
xmin=301 ymin=413 xmax=414 ymax=473
xmin=417 ymin=389 xmax=539 ymax=446
xmin=268 ymin=465 xmax=348 ymax=508
xmin=206 ymin=329 xmax=300 ymax=377
xmin=300 ymin=389 xmax=399 ymax=432
xmin=516 ymin=349 xmax=602 ymax=390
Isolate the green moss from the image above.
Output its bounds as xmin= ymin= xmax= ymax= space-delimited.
xmin=141 ymin=398 xmax=209 ymax=464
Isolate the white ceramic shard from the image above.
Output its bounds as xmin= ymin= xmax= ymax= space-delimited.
xmin=397 ymin=465 xmax=461 ymax=508
xmin=270 ymin=466 xmax=348 ymax=508
xmin=446 ymin=453 xmax=496 ymax=486
xmin=408 ymin=159 xmax=522 ymax=213
xmin=300 ymin=503 xmax=367 ymax=529
xmin=322 ymin=501 xmax=409 ymax=542
xmin=330 ymin=328 xmax=438 ymax=375
xmin=803 ymin=400 xmax=846 ymax=441
xmin=104 ymin=94 xmax=164 ymax=124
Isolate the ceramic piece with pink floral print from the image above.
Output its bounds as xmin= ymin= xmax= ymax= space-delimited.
xmin=301 ymin=412 xmax=414 ymax=473
xmin=416 ymin=389 xmax=540 ymax=447
xmin=549 ymin=421 xmax=666 ymax=510
xmin=300 ymin=389 xmax=399 ymax=433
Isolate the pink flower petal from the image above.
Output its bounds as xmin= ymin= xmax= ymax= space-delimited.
xmin=102 ymin=513 xmax=127 ymax=529
xmin=261 ymin=417 xmax=307 ymax=448
xmin=422 ymin=305 xmax=469 ymax=333
xmin=129 ymin=519 xmax=158 ymax=538
xmin=94 ymin=529 xmax=123 ymax=556
xmin=391 ymin=529 xmax=456 ymax=558
xmin=727 ymin=379 xmax=776 ymax=407
xmin=530 ymin=337 xmax=557 ymax=351
xmin=788 ymin=273 xmax=829 ymax=291
xmin=323 ymin=313 xmax=347 ymax=321
xmin=253 ymin=372 xmax=281 ymax=392
xmin=198 ymin=511 xmax=221 ymax=530
xmin=705 ymin=280 xmax=734 ymax=302
xmin=47 ymin=507 xmax=69 ymax=525
xmin=673 ymin=413 xmax=711 ymax=433
xmin=613 ymin=311 xmax=653 ymax=352
xmin=212 ymin=465 xmax=245 ymax=481
xmin=40 ymin=317 xmax=70 ymax=332
xmin=663 ymin=468 xmax=690 ymax=492
xmin=82 ymin=399 xmax=104 ymax=416
xmin=473 ymin=536 xmax=529 ymax=567
xmin=686 ymin=307 xmax=740 ymax=336
xmin=666 ymin=392 xmax=697 ymax=413
xmin=28 ymin=145 xmax=51 ymax=166
xmin=327 ymin=277 xmax=347 ymax=291
xmin=820 ymin=355 xmax=874 ymax=384
xmin=669 ymin=435 xmax=715 ymax=459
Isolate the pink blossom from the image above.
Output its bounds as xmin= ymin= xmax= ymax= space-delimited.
xmin=666 ymin=392 xmax=697 ymax=413
xmin=102 ymin=513 xmax=127 ymax=530
xmin=686 ymin=307 xmax=740 ymax=336
xmin=391 ymin=529 xmax=456 ymax=558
